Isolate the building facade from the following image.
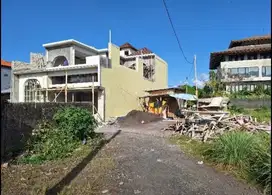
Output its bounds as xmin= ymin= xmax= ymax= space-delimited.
xmin=10 ymin=40 xmax=168 ymax=120
xmin=1 ymin=60 xmax=11 ymax=92
xmin=209 ymin=35 xmax=271 ymax=93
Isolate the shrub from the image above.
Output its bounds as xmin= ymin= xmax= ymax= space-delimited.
xmin=53 ymin=107 xmax=97 ymax=141
xmin=18 ymin=107 xmax=98 ymax=164
xmin=203 ymin=131 xmax=271 ymax=194
xmin=228 ymin=105 xmax=245 ymax=114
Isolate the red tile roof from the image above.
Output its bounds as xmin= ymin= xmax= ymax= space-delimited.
xmin=120 ymin=42 xmax=138 ymax=51
xmin=130 ymin=47 xmax=153 ymax=56
xmin=229 ymin=35 xmax=271 ymax=48
xmin=1 ymin=59 xmax=11 ymax=68
xmin=209 ymin=43 xmax=271 ymax=69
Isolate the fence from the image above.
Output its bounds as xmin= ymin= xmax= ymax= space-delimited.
xmin=229 ymin=98 xmax=271 ymax=109
xmin=1 ymin=102 xmax=93 ymax=162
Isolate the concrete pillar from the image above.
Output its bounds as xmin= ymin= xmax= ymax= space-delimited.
xmin=70 ymin=46 xmax=75 ymax=65
xmin=45 ymin=90 xmax=48 ymax=102
xmin=136 ymin=57 xmax=143 ymax=77
xmin=224 ymin=55 xmax=229 ymax=61
xmin=72 ymin=93 xmax=75 ymax=102
xmin=259 ymin=65 xmax=262 ymax=77
xmin=97 ymin=90 xmax=105 ymax=121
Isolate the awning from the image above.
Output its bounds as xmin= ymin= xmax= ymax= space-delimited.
xmin=169 ymin=93 xmax=197 ymax=101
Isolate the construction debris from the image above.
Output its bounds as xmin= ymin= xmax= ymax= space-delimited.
xmin=117 ymin=110 xmax=162 ymax=127
xmin=162 ymin=111 xmax=271 ymax=142
xmin=1 ymin=162 xmax=9 ymax=168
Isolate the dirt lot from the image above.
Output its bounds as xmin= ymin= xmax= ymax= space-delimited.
xmin=1 ymin=120 xmax=262 ymax=195
xmin=1 ymin=143 xmax=115 ymax=195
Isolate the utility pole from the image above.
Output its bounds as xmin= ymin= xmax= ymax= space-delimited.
xmin=194 ymin=55 xmax=198 ymax=97
xmin=92 ymin=76 xmax=95 ymax=115
xmin=194 ymin=55 xmax=198 ymax=110
xmin=65 ymin=70 xmax=68 ymax=103
xmin=185 ymin=77 xmax=188 ymax=94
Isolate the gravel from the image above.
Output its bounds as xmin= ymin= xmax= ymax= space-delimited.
xmin=97 ymin=122 xmax=262 ymax=195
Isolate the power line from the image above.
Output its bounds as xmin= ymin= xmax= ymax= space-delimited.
xmin=162 ymin=0 xmax=193 ymax=65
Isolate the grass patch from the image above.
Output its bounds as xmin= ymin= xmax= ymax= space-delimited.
xmin=229 ymin=106 xmax=271 ymax=123
xmin=1 ymin=143 xmax=115 ymax=195
xmin=171 ymin=131 xmax=271 ymax=194
xmin=169 ymin=135 xmax=209 ymax=159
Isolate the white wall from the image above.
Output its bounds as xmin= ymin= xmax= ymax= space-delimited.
xmin=120 ymin=48 xmax=135 ymax=57
xmin=18 ymin=73 xmax=47 ymax=102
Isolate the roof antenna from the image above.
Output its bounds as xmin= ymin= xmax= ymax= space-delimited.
xmin=109 ymin=29 xmax=112 ymax=43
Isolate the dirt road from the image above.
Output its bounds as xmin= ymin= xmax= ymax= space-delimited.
xmin=2 ymin=121 xmax=262 ymax=195
xmin=96 ymin=122 xmax=261 ymax=195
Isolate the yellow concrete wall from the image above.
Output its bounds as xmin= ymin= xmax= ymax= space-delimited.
xmin=101 ymin=43 xmax=168 ymax=119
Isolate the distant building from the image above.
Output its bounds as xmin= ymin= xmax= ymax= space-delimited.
xmin=10 ymin=39 xmax=168 ymax=120
xmin=1 ymin=59 xmax=11 ymax=100
xmin=209 ymin=35 xmax=271 ymax=93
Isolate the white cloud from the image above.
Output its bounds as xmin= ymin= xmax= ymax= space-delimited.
xmin=192 ymin=73 xmax=209 ymax=89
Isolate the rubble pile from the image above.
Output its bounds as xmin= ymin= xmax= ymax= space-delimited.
xmin=162 ymin=112 xmax=271 ymax=142
xmin=117 ymin=110 xmax=162 ymax=127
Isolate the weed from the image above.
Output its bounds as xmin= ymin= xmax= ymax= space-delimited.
xmin=203 ymin=131 xmax=257 ymax=168
xmin=228 ymin=106 xmax=271 ymax=123
xmin=17 ymin=107 xmax=99 ymax=164
xmin=171 ymin=131 xmax=271 ymax=194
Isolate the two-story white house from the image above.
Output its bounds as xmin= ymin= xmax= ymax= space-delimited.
xmin=209 ymin=35 xmax=271 ymax=93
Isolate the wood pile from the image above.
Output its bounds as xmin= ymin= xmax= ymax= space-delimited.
xmin=162 ymin=112 xmax=271 ymax=142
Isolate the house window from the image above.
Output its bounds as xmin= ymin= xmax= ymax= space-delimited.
xmin=248 ymin=54 xmax=257 ymax=60
xmin=260 ymin=53 xmax=271 ymax=59
xmin=4 ymin=73 xmax=8 ymax=77
xmin=52 ymin=76 xmax=65 ymax=84
xmin=262 ymin=66 xmax=271 ymax=77
xmin=68 ymin=73 xmax=98 ymax=83
xmin=24 ymin=79 xmax=41 ymax=102
xmin=53 ymin=56 xmax=68 ymax=67
xmin=238 ymin=55 xmax=244 ymax=61
xmin=229 ymin=67 xmax=259 ymax=78
xmin=248 ymin=67 xmax=259 ymax=77
xmin=51 ymin=73 xmax=98 ymax=84
xmin=230 ymin=68 xmax=238 ymax=75
xmin=124 ymin=51 xmax=129 ymax=56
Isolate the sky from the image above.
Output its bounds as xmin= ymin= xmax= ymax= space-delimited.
xmin=1 ymin=0 xmax=271 ymax=87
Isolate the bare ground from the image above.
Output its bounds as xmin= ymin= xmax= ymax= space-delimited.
xmin=2 ymin=121 xmax=262 ymax=195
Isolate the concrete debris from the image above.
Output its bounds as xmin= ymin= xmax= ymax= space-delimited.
xmin=163 ymin=112 xmax=271 ymax=142
xmin=134 ymin=189 xmax=142 ymax=194
xmin=102 ymin=189 xmax=109 ymax=194
xmin=197 ymin=161 xmax=203 ymax=165
xmin=1 ymin=162 xmax=9 ymax=168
